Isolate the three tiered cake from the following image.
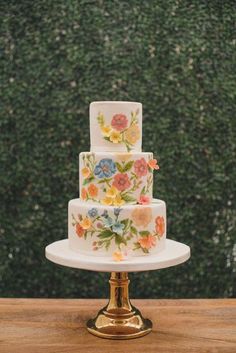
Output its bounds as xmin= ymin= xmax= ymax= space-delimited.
xmin=68 ymin=101 xmax=166 ymax=261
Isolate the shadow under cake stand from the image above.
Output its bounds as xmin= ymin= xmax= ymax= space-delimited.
xmin=45 ymin=238 xmax=190 ymax=340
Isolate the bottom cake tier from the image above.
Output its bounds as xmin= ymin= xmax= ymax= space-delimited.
xmin=68 ymin=198 xmax=166 ymax=260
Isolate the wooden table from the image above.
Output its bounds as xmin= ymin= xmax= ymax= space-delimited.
xmin=0 ymin=299 xmax=235 ymax=353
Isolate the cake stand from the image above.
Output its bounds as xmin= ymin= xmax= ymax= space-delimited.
xmin=45 ymin=238 xmax=190 ymax=340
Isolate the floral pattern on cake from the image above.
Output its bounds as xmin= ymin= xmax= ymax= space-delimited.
xmin=97 ymin=109 xmax=140 ymax=151
xmin=80 ymin=153 xmax=159 ymax=205
xmin=72 ymin=207 xmax=165 ymax=260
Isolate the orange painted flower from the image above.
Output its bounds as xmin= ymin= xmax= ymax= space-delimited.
xmin=113 ymin=173 xmax=131 ymax=191
xmin=131 ymin=207 xmax=152 ymax=227
xmin=148 ymin=159 xmax=159 ymax=170
xmin=124 ymin=124 xmax=140 ymax=145
xmin=88 ymin=183 xmax=98 ymax=198
xmin=112 ymin=251 xmax=124 ymax=261
xmin=81 ymin=187 xmax=87 ymax=200
xmin=138 ymin=235 xmax=156 ymax=249
xmin=82 ymin=166 xmax=91 ymax=178
xmin=111 ymin=114 xmax=128 ymax=131
xmin=155 ymin=216 xmax=165 ymax=236
xmin=138 ymin=195 xmax=150 ymax=205
xmin=80 ymin=217 xmax=92 ymax=230
xmin=134 ymin=158 xmax=148 ymax=177
xmin=76 ymin=223 xmax=85 ymax=237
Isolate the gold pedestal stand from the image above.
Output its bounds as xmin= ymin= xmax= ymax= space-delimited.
xmin=87 ymin=272 xmax=152 ymax=339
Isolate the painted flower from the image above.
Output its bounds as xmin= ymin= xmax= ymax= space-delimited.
xmin=114 ymin=208 xmax=122 ymax=216
xmin=148 ymin=159 xmax=159 ymax=170
xmin=134 ymin=158 xmax=148 ymax=177
xmin=80 ymin=217 xmax=92 ymax=230
xmin=113 ymin=173 xmax=131 ymax=191
xmin=124 ymin=124 xmax=140 ymax=145
xmin=94 ymin=158 xmax=116 ymax=179
xmin=113 ymin=194 xmax=125 ymax=206
xmin=111 ymin=114 xmax=128 ymax=131
xmin=106 ymin=186 xmax=119 ymax=199
xmin=112 ymin=222 xmax=125 ymax=235
xmin=96 ymin=222 xmax=103 ymax=229
xmin=131 ymin=207 xmax=152 ymax=227
xmin=101 ymin=210 xmax=108 ymax=218
xmin=88 ymin=183 xmax=98 ymax=198
xmin=88 ymin=208 xmax=98 ymax=218
xmin=155 ymin=216 xmax=165 ymax=236
xmin=81 ymin=187 xmax=87 ymax=200
xmin=112 ymin=250 xmax=124 ymax=262
xmin=75 ymin=223 xmax=85 ymax=237
xmin=81 ymin=166 xmax=91 ymax=178
xmin=109 ymin=130 xmax=122 ymax=143
xmin=138 ymin=235 xmax=156 ymax=249
xmin=101 ymin=125 xmax=112 ymax=137
xmin=138 ymin=195 xmax=150 ymax=205
xmin=101 ymin=196 xmax=113 ymax=206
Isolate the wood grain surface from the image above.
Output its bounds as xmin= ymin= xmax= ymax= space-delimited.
xmin=0 ymin=299 xmax=235 ymax=353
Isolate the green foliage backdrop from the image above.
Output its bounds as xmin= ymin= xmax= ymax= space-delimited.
xmin=1 ymin=1 xmax=235 ymax=298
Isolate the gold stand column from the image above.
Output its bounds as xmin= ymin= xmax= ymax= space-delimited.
xmin=87 ymin=272 xmax=152 ymax=339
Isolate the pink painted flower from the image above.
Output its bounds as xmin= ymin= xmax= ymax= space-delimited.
xmin=96 ymin=222 xmax=103 ymax=229
xmin=111 ymin=114 xmax=128 ymax=131
xmin=134 ymin=158 xmax=148 ymax=177
xmin=112 ymin=173 xmax=131 ymax=191
xmin=138 ymin=235 xmax=156 ymax=249
xmin=138 ymin=195 xmax=150 ymax=205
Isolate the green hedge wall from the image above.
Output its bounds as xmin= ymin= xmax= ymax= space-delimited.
xmin=1 ymin=1 xmax=235 ymax=298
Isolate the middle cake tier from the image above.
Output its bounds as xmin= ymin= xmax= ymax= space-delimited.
xmin=79 ymin=152 xmax=156 ymax=205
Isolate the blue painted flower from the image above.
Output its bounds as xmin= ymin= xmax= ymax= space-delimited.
xmin=112 ymin=222 xmax=125 ymax=235
xmin=103 ymin=216 xmax=114 ymax=228
xmin=101 ymin=210 xmax=108 ymax=218
xmin=88 ymin=208 xmax=98 ymax=218
xmin=114 ymin=208 xmax=122 ymax=217
xmin=94 ymin=158 xmax=116 ymax=179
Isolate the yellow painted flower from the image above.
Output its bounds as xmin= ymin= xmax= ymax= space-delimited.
xmin=101 ymin=125 xmax=112 ymax=137
xmin=112 ymin=251 xmax=124 ymax=262
xmin=109 ymin=130 xmax=122 ymax=143
xmin=124 ymin=124 xmax=140 ymax=145
xmin=113 ymin=194 xmax=125 ymax=206
xmin=80 ymin=217 xmax=92 ymax=230
xmin=101 ymin=196 xmax=113 ymax=206
xmin=106 ymin=186 xmax=119 ymax=199
xmin=81 ymin=167 xmax=91 ymax=179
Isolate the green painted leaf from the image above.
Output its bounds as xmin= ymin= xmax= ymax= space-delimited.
xmin=140 ymin=186 xmax=146 ymax=195
xmin=116 ymin=162 xmax=124 ymax=173
xmin=139 ymin=230 xmax=150 ymax=237
xmin=121 ymin=193 xmax=136 ymax=203
xmin=131 ymin=226 xmax=138 ymax=235
xmin=115 ymin=234 xmax=126 ymax=246
xmin=98 ymin=230 xmax=113 ymax=239
xmin=121 ymin=219 xmax=129 ymax=228
xmin=123 ymin=160 xmax=134 ymax=172
xmin=83 ymin=176 xmax=95 ymax=185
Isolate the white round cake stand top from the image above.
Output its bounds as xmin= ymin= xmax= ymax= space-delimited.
xmin=45 ymin=238 xmax=190 ymax=273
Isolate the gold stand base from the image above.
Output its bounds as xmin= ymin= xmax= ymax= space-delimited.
xmin=86 ymin=272 xmax=152 ymax=339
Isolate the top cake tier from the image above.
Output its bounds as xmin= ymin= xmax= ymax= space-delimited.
xmin=90 ymin=101 xmax=142 ymax=152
